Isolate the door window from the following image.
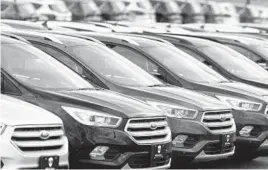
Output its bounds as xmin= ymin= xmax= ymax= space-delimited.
xmin=108 ymin=44 xmax=166 ymax=81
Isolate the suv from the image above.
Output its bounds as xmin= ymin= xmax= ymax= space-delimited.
xmin=184 ymin=33 xmax=268 ymax=71
xmin=1 ymin=35 xmax=172 ymax=169
xmin=16 ymin=31 xmax=238 ymax=166
xmin=155 ymin=34 xmax=268 ymax=89
xmin=88 ymin=33 xmax=268 ymax=160
xmin=0 ymin=94 xmax=69 ymax=169
xmin=1 ymin=0 xmax=39 ymax=20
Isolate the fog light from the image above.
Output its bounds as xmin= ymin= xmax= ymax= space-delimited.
xmin=239 ymin=126 xmax=253 ymax=137
xmin=89 ymin=146 xmax=109 ymax=160
xmin=172 ymin=135 xmax=188 ymax=148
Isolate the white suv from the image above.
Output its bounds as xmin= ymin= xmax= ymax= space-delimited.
xmin=0 ymin=95 xmax=69 ymax=169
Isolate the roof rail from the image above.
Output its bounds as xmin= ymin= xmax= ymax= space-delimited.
xmin=52 ymin=32 xmax=105 ymax=46
xmin=1 ymin=32 xmax=31 ymax=44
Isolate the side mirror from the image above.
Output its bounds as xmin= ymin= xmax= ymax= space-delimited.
xmin=257 ymin=62 xmax=268 ymax=70
xmin=151 ymin=70 xmax=165 ymax=81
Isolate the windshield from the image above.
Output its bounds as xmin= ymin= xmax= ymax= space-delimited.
xmin=70 ymin=45 xmax=162 ymax=87
xmin=199 ymin=45 xmax=268 ymax=80
xmin=143 ymin=45 xmax=228 ymax=83
xmin=1 ymin=43 xmax=93 ymax=90
xmin=18 ymin=3 xmax=36 ymax=16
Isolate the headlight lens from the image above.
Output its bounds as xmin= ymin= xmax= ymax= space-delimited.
xmin=216 ymin=96 xmax=262 ymax=111
xmin=0 ymin=123 xmax=6 ymax=135
xmin=147 ymin=101 xmax=198 ymax=119
xmin=62 ymin=106 xmax=122 ymax=128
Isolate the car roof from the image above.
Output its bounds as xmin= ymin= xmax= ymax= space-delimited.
xmin=73 ymin=32 xmax=169 ymax=47
xmin=1 ymin=20 xmax=47 ymax=30
xmin=1 ymin=35 xmax=28 ymax=45
xmin=5 ymin=30 xmax=101 ymax=47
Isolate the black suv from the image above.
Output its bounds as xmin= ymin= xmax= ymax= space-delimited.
xmin=84 ymin=33 xmax=268 ymax=160
xmin=1 ymin=35 xmax=172 ymax=169
xmin=148 ymin=34 xmax=268 ymax=89
xmin=180 ymin=33 xmax=268 ymax=71
xmin=13 ymin=31 xmax=237 ymax=165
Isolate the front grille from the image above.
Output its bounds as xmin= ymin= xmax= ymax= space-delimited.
xmin=202 ymin=110 xmax=235 ymax=134
xmin=11 ymin=125 xmax=65 ymax=154
xmin=125 ymin=117 xmax=171 ymax=144
xmin=204 ymin=143 xmax=234 ymax=155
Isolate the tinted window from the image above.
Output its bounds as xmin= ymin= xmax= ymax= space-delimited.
xmin=198 ymin=45 xmax=268 ymax=80
xmin=110 ymin=45 xmax=159 ymax=73
xmin=1 ymin=43 xmax=93 ymax=91
xmin=143 ymin=45 xmax=228 ymax=83
xmin=226 ymin=44 xmax=262 ymax=62
xmin=34 ymin=44 xmax=84 ymax=75
xmin=1 ymin=75 xmax=21 ymax=95
xmin=70 ymin=45 xmax=162 ymax=87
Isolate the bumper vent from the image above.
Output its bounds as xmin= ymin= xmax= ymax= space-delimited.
xmin=202 ymin=110 xmax=235 ymax=134
xmin=125 ymin=117 xmax=171 ymax=144
xmin=11 ymin=125 xmax=65 ymax=154
xmin=204 ymin=143 xmax=234 ymax=155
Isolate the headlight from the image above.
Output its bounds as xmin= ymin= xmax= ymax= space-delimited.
xmin=0 ymin=123 xmax=6 ymax=135
xmin=62 ymin=106 xmax=122 ymax=128
xmin=147 ymin=101 xmax=198 ymax=119
xmin=216 ymin=96 xmax=262 ymax=111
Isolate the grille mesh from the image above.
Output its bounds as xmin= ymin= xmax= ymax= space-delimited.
xmin=202 ymin=110 xmax=235 ymax=134
xmin=125 ymin=117 xmax=170 ymax=144
xmin=12 ymin=125 xmax=65 ymax=153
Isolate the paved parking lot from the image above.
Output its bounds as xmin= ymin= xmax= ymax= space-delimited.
xmin=175 ymin=156 xmax=268 ymax=169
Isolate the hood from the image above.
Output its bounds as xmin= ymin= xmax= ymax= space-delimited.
xmin=47 ymin=89 xmax=164 ymax=118
xmin=216 ymin=82 xmax=268 ymax=97
xmin=1 ymin=95 xmax=62 ymax=126
xmin=130 ymin=86 xmax=230 ymax=111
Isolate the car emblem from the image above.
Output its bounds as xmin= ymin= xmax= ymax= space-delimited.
xmin=40 ymin=130 xmax=50 ymax=140
xmin=219 ymin=114 xmax=227 ymax=122
xmin=48 ymin=157 xmax=54 ymax=167
xmin=149 ymin=122 xmax=158 ymax=130
xmin=157 ymin=145 xmax=162 ymax=154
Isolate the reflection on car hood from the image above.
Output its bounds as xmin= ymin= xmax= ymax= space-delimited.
xmin=58 ymin=90 xmax=164 ymax=118
xmin=215 ymin=82 xmax=268 ymax=97
xmin=133 ymin=86 xmax=230 ymax=111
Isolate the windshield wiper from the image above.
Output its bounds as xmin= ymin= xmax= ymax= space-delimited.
xmin=147 ymin=84 xmax=171 ymax=87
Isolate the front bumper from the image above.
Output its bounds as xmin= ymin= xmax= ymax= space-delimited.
xmin=232 ymin=110 xmax=268 ymax=152
xmin=122 ymin=158 xmax=171 ymax=169
xmin=66 ymin=118 xmax=171 ymax=169
xmin=0 ymin=127 xmax=68 ymax=169
xmin=168 ymin=118 xmax=236 ymax=162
